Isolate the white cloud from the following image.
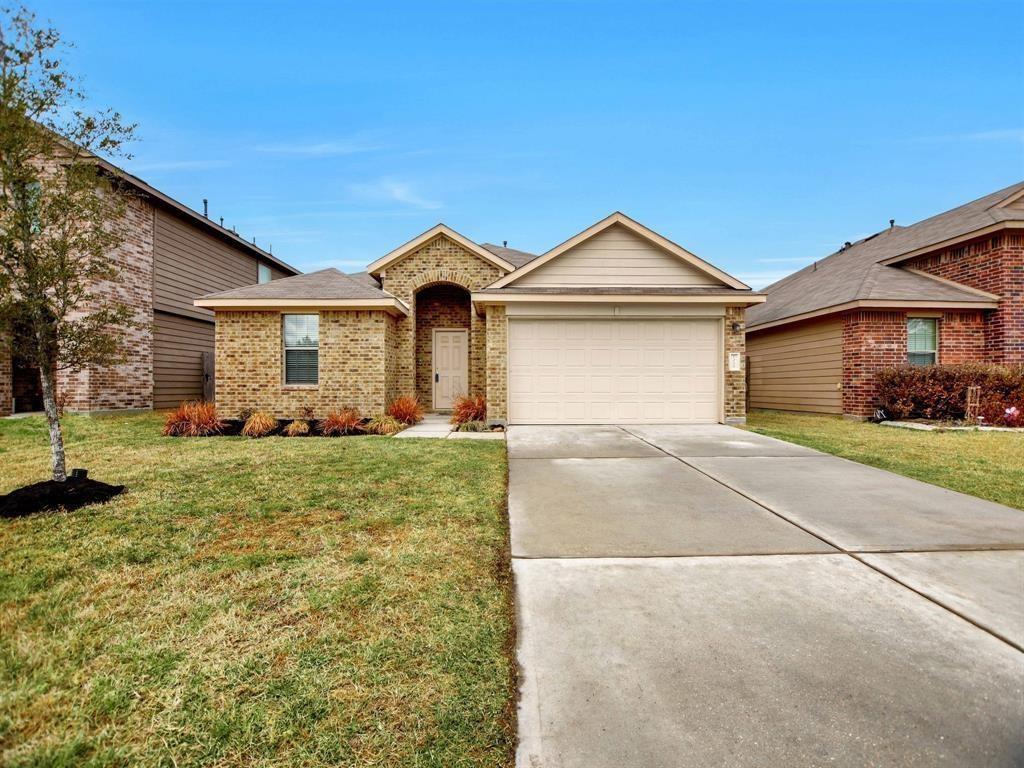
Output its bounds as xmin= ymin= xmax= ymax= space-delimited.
xmin=958 ymin=128 xmax=1024 ymax=142
xmin=346 ymin=178 xmax=442 ymax=210
xmin=908 ymin=128 xmax=1024 ymax=144
xmin=129 ymin=159 xmax=229 ymax=172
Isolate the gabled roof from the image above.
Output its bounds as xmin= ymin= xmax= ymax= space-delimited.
xmin=194 ymin=268 xmax=408 ymax=315
xmin=746 ymin=182 xmax=1022 ymax=330
xmin=486 ymin=212 xmax=751 ymax=290
xmin=366 ymin=224 xmax=516 ymax=275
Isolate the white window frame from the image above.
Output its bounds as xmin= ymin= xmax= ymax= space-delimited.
xmin=907 ymin=317 xmax=938 ymax=366
xmin=258 ymin=263 xmax=272 ymax=284
xmin=282 ymin=314 xmax=319 ymax=386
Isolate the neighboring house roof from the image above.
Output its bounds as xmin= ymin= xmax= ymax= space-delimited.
xmin=366 ymin=223 xmax=516 ymax=275
xmin=746 ymin=182 xmax=1023 ymax=330
xmin=487 ymin=212 xmax=751 ymax=291
xmin=91 ymin=156 xmax=301 ymax=276
xmin=194 ymin=268 xmax=408 ymax=315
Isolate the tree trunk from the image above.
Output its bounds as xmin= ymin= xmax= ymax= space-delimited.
xmin=38 ymin=362 xmax=67 ymax=482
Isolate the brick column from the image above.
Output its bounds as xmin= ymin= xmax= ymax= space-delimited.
xmin=485 ymin=305 xmax=507 ymax=423
xmin=723 ymin=306 xmax=746 ymax=423
xmin=842 ymin=310 xmax=907 ymax=417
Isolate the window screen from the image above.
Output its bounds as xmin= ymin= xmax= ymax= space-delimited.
xmin=907 ymin=318 xmax=937 ymax=366
xmin=258 ymin=263 xmax=272 ymax=284
xmin=283 ymin=314 xmax=319 ymax=384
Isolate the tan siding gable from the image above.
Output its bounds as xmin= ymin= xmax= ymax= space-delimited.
xmin=511 ymin=223 xmax=725 ymax=287
xmin=747 ymin=318 xmax=843 ymax=414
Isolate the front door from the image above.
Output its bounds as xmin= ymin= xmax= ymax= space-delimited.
xmin=433 ymin=329 xmax=468 ymax=410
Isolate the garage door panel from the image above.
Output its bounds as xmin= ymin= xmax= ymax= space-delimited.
xmin=508 ymin=318 xmax=722 ymax=424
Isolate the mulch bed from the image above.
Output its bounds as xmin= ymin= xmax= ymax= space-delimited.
xmin=0 ymin=474 xmax=125 ymax=518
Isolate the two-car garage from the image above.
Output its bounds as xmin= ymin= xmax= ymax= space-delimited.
xmin=506 ymin=317 xmax=722 ymax=424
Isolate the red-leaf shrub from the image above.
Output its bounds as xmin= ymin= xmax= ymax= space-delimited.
xmin=241 ymin=410 xmax=277 ymax=438
xmin=450 ymin=394 xmax=487 ymax=425
xmin=162 ymin=401 xmax=226 ymax=437
xmin=320 ymin=409 xmax=364 ymax=436
xmin=386 ymin=395 xmax=424 ymax=425
xmin=367 ymin=414 xmax=403 ymax=435
xmin=876 ymin=364 xmax=1024 ymax=425
xmin=283 ymin=419 xmax=310 ymax=437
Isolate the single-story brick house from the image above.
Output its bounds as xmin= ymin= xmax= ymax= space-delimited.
xmin=746 ymin=181 xmax=1024 ymax=418
xmin=196 ymin=213 xmax=765 ymax=425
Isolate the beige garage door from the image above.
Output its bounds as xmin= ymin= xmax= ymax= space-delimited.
xmin=507 ymin=318 xmax=721 ymax=424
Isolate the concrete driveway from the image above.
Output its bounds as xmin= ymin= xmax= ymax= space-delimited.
xmin=509 ymin=424 xmax=1024 ymax=768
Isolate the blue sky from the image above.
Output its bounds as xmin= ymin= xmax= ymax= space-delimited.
xmin=34 ymin=0 xmax=1024 ymax=286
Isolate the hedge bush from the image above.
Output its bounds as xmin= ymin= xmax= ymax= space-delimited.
xmin=876 ymin=364 xmax=1024 ymax=426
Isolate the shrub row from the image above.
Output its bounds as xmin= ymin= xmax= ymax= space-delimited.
xmin=163 ymin=395 xmax=427 ymax=438
xmin=876 ymin=364 xmax=1024 ymax=426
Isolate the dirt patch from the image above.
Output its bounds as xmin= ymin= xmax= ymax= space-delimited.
xmin=1 ymin=475 xmax=125 ymax=518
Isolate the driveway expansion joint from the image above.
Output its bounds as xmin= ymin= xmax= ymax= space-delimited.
xmin=615 ymin=424 xmax=1024 ymax=653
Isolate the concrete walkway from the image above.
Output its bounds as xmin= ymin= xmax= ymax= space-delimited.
xmin=393 ymin=413 xmax=504 ymax=439
xmin=510 ymin=424 xmax=1024 ymax=768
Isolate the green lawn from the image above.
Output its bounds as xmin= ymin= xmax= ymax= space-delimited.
xmin=0 ymin=413 xmax=514 ymax=767
xmin=745 ymin=409 xmax=1024 ymax=510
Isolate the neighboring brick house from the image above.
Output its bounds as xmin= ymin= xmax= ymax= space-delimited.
xmin=746 ymin=181 xmax=1024 ymax=418
xmin=0 ymin=159 xmax=299 ymax=416
xmin=198 ymin=213 xmax=764 ymax=425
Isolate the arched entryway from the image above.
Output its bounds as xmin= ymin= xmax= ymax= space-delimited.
xmin=414 ymin=283 xmax=471 ymax=409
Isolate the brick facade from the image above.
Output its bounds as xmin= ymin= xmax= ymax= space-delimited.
xmin=724 ymin=306 xmax=746 ymax=423
xmin=905 ymin=232 xmax=1024 ymax=363
xmin=215 ymin=310 xmax=393 ymax=418
xmin=842 ymin=310 xmax=907 ymax=417
xmin=938 ymin=311 xmax=987 ymax=363
xmin=413 ymin=283 xmax=472 ymax=406
xmin=378 ymin=234 xmax=505 ymax=409
xmin=840 ymin=309 xmax=990 ymax=417
xmin=0 ymin=194 xmax=156 ymax=416
xmin=485 ymin=305 xmax=508 ymax=422
xmin=57 ymin=194 xmax=155 ymax=413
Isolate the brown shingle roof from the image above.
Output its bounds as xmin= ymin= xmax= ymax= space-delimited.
xmin=747 ymin=182 xmax=1023 ymax=329
xmin=199 ymin=268 xmax=391 ymax=301
xmin=481 ymin=243 xmax=538 ymax=267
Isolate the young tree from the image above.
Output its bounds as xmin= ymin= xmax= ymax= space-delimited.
xmin=0 ymin=5 xmax=136 ymax=481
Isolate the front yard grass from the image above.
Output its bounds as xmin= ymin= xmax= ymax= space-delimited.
xmin=0 ymin=413 xmax=513 ymax=767
xmin=745 ymin=409 xmax=1024 ymax=510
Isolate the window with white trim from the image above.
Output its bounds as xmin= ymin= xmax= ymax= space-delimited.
xmin=283 ymin=314 xmax=319 ymax=385
xmin=258 ymin=263 xmax=272 ymax=284
xmin=907 ymin=317 xmax=937 ymax=366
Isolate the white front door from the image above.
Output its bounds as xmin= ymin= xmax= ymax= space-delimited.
xmin=433 ymin=329 xmax=469 ymax=410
